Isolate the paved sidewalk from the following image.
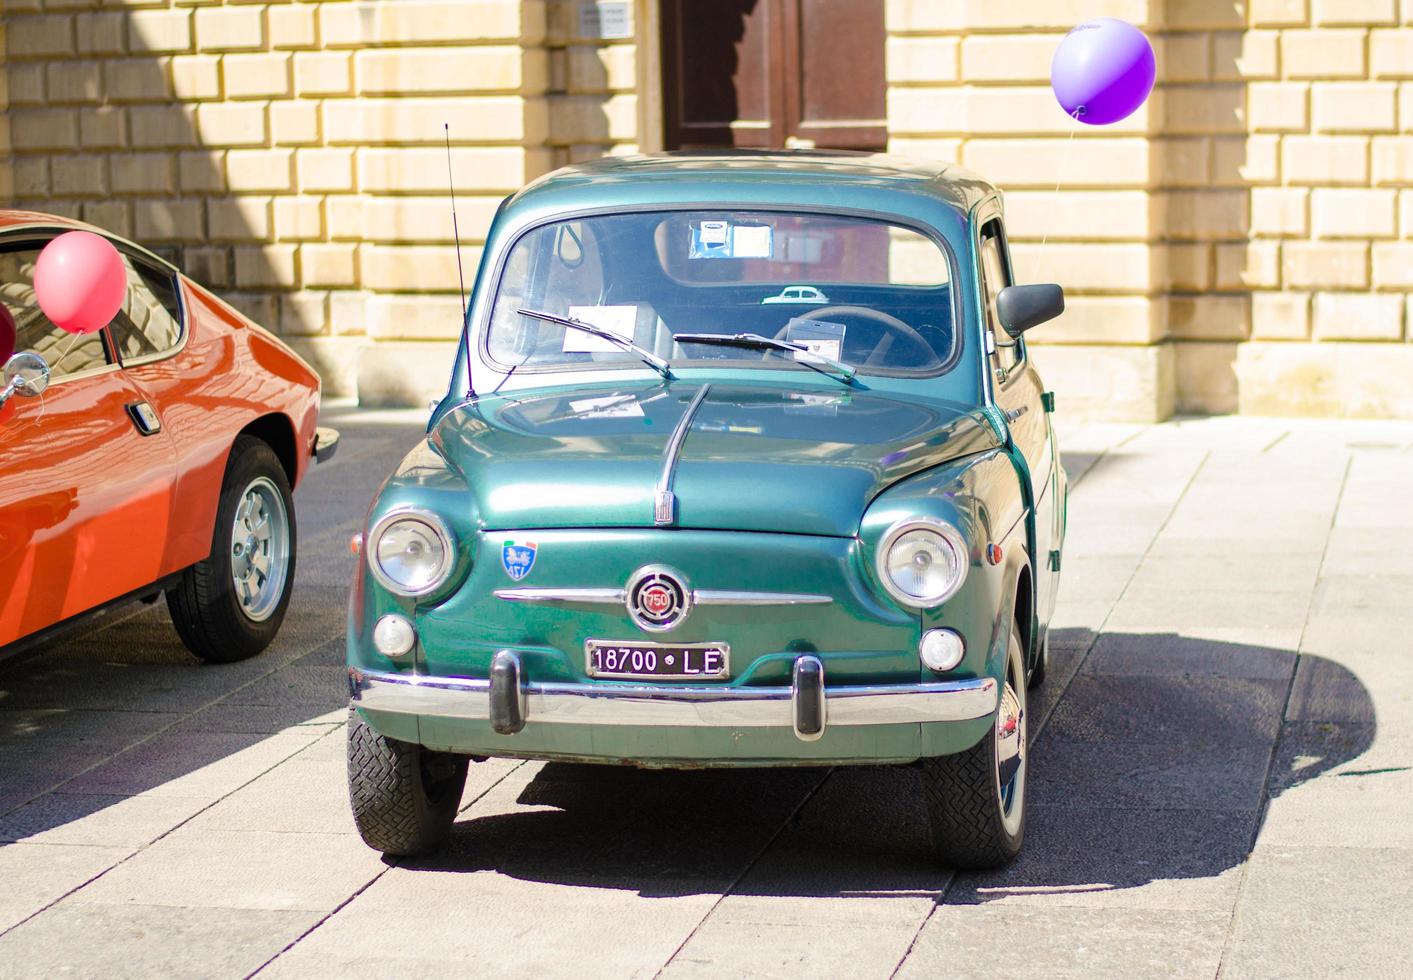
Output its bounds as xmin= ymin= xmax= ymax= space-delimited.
xmin=1 ymin=412 xmax=1411 ymax=979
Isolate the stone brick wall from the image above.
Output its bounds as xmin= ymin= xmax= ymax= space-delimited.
xmin=1 ymin=0 xmax=643 ymax=404
xmin=3 ymin=0 xmax=1411 ymax=418
xmin=887 ymin=0 xmax=1413 ymax=419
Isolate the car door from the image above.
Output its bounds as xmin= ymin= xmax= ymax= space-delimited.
xmin=975 ymin=208 xmax=1060 ymax=630
xmin=0 ymin=234 xmax=178 ymax=648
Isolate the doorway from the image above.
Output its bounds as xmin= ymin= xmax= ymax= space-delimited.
xmin=660 ymin=0 xmax=886 ymax=152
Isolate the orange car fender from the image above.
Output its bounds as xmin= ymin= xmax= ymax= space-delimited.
xmin=134 ymin=280 xmax=321 ymax=579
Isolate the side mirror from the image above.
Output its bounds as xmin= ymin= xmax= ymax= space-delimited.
xmin=1 ymin=351 xmax=52 ymax=406
xmin=996 ymin=283 xmax=1064 ymax=339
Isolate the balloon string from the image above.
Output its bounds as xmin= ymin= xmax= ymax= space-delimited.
xmin=58 ymin=331 xmax=81 ymax=364
xmin=1038 ymin=108 xmax=1083 ymax=250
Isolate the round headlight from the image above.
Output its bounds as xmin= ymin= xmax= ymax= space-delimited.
xmin=877 ymin=518 xmax=968 ymax=607
xmin=367 ymin=510 xmax=455 ymax=597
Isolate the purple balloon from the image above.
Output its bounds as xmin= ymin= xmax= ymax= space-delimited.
xmin=1050 ymin=18 xmax=1155 ymax=126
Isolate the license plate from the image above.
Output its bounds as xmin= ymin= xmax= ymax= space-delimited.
xmin=585 ymin=640 xmax=730 ymax=679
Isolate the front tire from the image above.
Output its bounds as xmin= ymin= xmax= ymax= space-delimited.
xmin=166 ymin=435 xmax=296 ymax=663
xmin=920 ymin=625 xmax=1028 ymax=869
xmin=347 ymin=709 xmax=468 ymax=857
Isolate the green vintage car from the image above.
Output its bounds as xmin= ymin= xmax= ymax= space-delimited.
xmin=346 ymin=151 xmax=1067 ymax=868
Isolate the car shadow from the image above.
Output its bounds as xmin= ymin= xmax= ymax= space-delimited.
xmin=407 ymin=632 xmax=1375 ymax=902
xmin=0 ymin=416 xmax=405 ymax=829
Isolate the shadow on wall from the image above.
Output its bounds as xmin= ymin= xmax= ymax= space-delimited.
xmin=5 ymin=22 xmax=327 ymax=367
xmin=400 ymin=633 xmax=1372 ymax=900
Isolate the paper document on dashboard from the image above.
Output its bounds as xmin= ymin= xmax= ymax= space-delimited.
xmin=563 ymin=305 xmax=638 ymax=353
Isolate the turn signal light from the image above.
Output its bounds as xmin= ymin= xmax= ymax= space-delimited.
xmin=373 ymin=614 xmax=416 ymax=658
xmin=919 ymin=628 xmax=966 ymax=673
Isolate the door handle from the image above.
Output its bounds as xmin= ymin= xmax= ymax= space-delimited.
xmin=125 ymin=401 xmax=162 ymax=436
xmin=1004 ymin=405 xmax=1028 ymax=422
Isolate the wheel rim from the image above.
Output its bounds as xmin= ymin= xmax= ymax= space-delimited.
xmin=995 ymin=669 xmax=1027 ymax=836
xmin=229 ymin=476 xmax=289 ymax=623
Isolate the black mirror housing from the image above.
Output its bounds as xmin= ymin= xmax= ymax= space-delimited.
xmin=996 ymin=283 xmax=1064 ymax=338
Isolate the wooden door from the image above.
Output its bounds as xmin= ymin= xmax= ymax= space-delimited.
xmin=661 ymin=0 xmax=886 ymax=151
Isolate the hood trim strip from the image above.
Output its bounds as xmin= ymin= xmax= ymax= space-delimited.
xmin=655 ymin=383 xmax=712 ymax=527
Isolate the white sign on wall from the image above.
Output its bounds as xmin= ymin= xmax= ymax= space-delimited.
xmin=580 ymin=1 xmax=633 ymax=40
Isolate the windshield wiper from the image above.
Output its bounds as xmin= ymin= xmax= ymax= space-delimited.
xmin=672 ymin=332 xmax=857 ymax=386
xmin=517 ymin=308 xmax=673 ymax=380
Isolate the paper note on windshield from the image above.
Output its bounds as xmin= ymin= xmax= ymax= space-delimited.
xmin=785 ymin=317 xmax=846 ymax=361
xmin=732 ymin=224 xmax=773 ymax=258
xmin=563 ymin=305 xmax=637 ymax=353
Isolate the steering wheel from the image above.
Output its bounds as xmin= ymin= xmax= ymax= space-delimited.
xmin=772 ymin=305 xmax=935 ymax=366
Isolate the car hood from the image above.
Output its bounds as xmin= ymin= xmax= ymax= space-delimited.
xmin=430 ymin=380 xmax=998 ymax=537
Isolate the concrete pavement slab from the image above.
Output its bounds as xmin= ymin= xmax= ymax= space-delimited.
xmin=944 ymin=805 xmax=1255 ymax=912
xmin=0 ymin=792 xmax=209 ymax=848
xmin=221 ymin=663 xmax=352 ymax=710
xmin=658 ymin=765 xmax=946 ymax=977
xmin=1053 ymin=554 xmax=1143 ymax=607
xmin=184 ymin=757 xmax=355 ymax=835
xmin=1285 ymin=652 xmax=1392 ymax=726
xmin=1122 ymin=554 xmax=1323 ymax=597
xmin=1046 ymin=601 xmax=1114 ymax=632
xmin=1222 ymin=845 xmax=1413 ymax=979
xmin=69 ymin=827 xmax=386 ymax=912
xmin=1026 ymin=644 xmax=1086 ymax=734
xmin=0 ymin=902 xmax=324 ymax=980
xmin=660 ymin=898 xmax=929 ymax=980
xmin=0 ymin=841 xmax=133 ymax=934
xmin=57 ymin=729 xmax=327 ymax=800
xmin=260 ymin=870 xmax=715 ymax=980
xmin=1105 ymin=588 xmax=1314 ymax=633
xmin=900 ymin=905 xmax=1230 ymax=980
xmin=1267 ymin=722 xmax=1406 ymax=793
xmin=1044 ymin=674 xmax=1288 ymax=748
xmin=171 ymin=702 xmax=346 ymax=735
xmin=1260 ymin=764 xmax=1413 ymax=850
xmin=1029 ymin=740 xmax=1272 ymax=812
xmin=1081 ymin=631 xmax=1297 ymax=680
xmin=0 ymin=708 xmax=180 ymax=745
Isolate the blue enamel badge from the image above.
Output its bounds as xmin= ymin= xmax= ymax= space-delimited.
xmin=501 ymin=540 xmax=537 ymax=581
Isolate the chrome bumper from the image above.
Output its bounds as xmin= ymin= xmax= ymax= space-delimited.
xmin=349 ymin=652 xmax=998 ymax=742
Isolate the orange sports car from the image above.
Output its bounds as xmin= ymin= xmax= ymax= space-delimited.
xmin=0 ymin=211 xmax=337 ymax=661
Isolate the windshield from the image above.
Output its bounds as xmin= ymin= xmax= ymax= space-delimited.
xmin=484 ymin=210 xmax=957 ymax=378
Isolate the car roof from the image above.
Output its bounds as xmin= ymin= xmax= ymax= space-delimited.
xmin=503 ymin=150 xmax=1000 ymax=220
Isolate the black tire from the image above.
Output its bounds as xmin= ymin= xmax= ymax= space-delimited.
xmin=920 ymin=626 xmax=1028 ymax=869
xmin=166 ymin=435 xmax=296 ymax=663
xmin=1028 ymin=631 xmax=1048 ymax=689
xmin=347 ymin=708 xmax=468 ymax=856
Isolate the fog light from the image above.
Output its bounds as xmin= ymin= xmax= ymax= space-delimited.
xmin=919 ymin=628 xmax=965 ymax=672
xmin=373 ymin=614 xmax=416 ymax=658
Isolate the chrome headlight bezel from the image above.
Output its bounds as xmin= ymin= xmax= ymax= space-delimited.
xmin=875 ymin=516 xmax=970 ymax=608
xmin=366 ymin=508 xmax=457 ymax=598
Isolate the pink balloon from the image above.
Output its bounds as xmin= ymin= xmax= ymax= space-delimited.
xmin=0 ymin=305 xmax=15 ymax=364
xmin=33 ymin=231 xmax=127 ymax=336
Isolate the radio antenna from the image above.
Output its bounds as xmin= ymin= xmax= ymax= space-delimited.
xmin=445 ymin=123 xmax=475 ymax=398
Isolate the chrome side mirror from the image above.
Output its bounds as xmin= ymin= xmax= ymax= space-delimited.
xmin=0 ymin=352 xmax=52 ymax=407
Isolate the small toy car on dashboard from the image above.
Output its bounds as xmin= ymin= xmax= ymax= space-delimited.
xmin=761 ymin=285 xmax=829 ymax=304
xmin=0 ymin=212 xmax=337 ymax=661
xmin=346 ymin=151 xmax=1066 ymax=868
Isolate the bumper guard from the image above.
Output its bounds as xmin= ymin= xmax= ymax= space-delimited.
xmin=349 ymin=652 xmax=998 ymax=742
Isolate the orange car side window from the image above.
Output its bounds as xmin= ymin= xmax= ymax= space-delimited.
xmin=0 ymin=246 xmax=110 ymax=379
